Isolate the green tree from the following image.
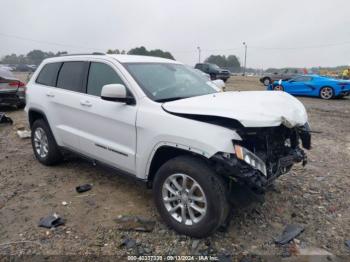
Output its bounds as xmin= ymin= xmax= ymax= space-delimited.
xmin=205 ymin=54 xmax=241 ymax=72
xmin=127 ymin=46 xmax=175 ymax=60
xmin=107 ymin=49 xmax=120 ymax=54
xmin=26 ymin=50 xmax=46 ymax=65
xmin=1 ymin=54 xmax=21 ymax=64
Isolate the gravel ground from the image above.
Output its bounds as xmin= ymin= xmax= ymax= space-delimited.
xmin=0 ymin=75 xmax=349 ymax=260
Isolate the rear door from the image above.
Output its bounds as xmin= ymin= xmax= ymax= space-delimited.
xmin=73 ymin=60 xmax=137 ymax=174
xmin=47 ymin=61 xmax=89 ymax=151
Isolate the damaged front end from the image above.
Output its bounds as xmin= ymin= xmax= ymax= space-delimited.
xmin=211 ymin=123 xmax=311 ymax=193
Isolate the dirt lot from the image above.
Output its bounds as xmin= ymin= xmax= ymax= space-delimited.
xmin=1 ymin=75 xmax=349 ymax=259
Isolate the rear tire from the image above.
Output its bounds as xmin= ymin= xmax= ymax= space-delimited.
xmin=153 ymin=155 xmax=229 ymax=238
xmin=31 ymin=119 xmax=62 ymax=165
xmin=262 ymin=77 xmax=272 ymax=86
xmin=319 ymin=86 xmax=334 ymax=100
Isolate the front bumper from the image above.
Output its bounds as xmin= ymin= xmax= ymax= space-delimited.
xmin=211 ymin=124 xmax=311 ymax=193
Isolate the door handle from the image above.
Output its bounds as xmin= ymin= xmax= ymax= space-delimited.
xmin=46 ymin=92 xmax=55 ymax=98
xmin=80 ymin=100 xmax=92 ymax=107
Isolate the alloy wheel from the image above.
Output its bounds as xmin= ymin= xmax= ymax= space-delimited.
xmin=320 ymin=87 xmax=333 ymax=99
xmin=162 ymin=173 xmax=207 ymax=226
xmin=33 ymin=127 xmax=49 ymax=158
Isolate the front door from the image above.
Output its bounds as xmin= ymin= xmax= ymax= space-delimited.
xmin=76 ymin=61 xmax=137 ymax=174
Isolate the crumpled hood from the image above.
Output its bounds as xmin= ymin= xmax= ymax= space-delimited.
xmin=162 ymin=91 xmax=308 ymax=128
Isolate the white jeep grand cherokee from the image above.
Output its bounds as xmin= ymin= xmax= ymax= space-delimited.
xmin=25 ymin=54 xmax=311 ymax=237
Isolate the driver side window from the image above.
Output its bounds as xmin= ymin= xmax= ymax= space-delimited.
xmin=87 ymin=62 xmax=124 ymax=96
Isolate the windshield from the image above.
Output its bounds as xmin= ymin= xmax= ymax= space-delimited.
xmin=124 ymin=63 xmax=217 ymax=102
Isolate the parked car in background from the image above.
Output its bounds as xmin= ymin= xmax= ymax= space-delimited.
xmin=195 ymin=63 xmax=230 ymax=82
xmin=267 ymin=75 xmax=350 ymax=99
xmin=0 ymin=68 xmax=26 ymax=108
xmin=260 ymin=69 xmax=302 ymax=86
xmin=192 ymin=68 xmax=225 ymax=91
xmin=15 ymin=64 xmax=35 ymax=72
xmin=26 ymin=54 xmax=310 ymax=237
xmin=0 ymin=65 xmax=14 ymax=71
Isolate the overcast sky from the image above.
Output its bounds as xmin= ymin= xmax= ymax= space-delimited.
xmin=1 ymin=0 xmax=350 ymax=68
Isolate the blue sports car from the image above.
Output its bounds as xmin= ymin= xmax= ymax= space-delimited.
xmin=267 ymin=75 xmax=350 ymax=99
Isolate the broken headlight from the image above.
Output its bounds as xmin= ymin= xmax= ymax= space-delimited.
xmin=234 ymin=145 xmax=267 ymax=177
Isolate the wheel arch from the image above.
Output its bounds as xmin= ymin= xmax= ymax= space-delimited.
xmin=28 ymin=108 xmax=49 ymax=129
xmin=319 ymin=86 xmax=335 ymax=98
xmin=146 ymin=144 xmax=209 ymax=187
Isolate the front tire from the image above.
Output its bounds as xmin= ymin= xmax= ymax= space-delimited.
xmin=31 ymin=119 xmax=62 ymax=165
xmin=320 ymin=86 xmax=334 ymax=100
xmin=153 ymin=155 xmax=229 ymax=238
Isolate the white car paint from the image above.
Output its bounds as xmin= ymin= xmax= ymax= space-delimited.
xmin=26 ymin=54 xmax=308 ymax=180
xmin=211 ymin=79 xmax=225 ymax=91
xmin=162 ymin=91 xmax=308 ymax=128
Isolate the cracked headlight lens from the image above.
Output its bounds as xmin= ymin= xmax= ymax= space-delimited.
xmin=234 ymin=145 xmax=267 ymax=176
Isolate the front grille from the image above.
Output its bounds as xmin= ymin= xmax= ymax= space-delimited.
xmin=237 ymin=126 xmax=299 ymax=177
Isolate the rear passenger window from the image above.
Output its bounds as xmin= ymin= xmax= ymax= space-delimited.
xmin=57 ymin=62 xmax=85 ymax=92
xmin=87 ymin=62 xmax=124 ymax=96
xmin=36 ymin=62 xmax=62 ymax=86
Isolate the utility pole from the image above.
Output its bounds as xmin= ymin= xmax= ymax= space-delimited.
xmin=197 ymin=46 xmax=201 ymax=63
xmin=243 ymin=42 xmax=247 ymax=76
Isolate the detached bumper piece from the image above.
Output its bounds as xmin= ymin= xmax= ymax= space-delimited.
xmin=212 ymin=124 xmax=311 ymax=193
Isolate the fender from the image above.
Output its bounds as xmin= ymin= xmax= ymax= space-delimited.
xmin=28 ymin=108 xmax=50 ymax=128
xmin=145 ymin=141 xmax=211 ymax=179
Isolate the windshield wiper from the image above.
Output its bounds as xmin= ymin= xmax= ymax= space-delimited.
xmin=155 ymin=96 xmax=189 ymax=103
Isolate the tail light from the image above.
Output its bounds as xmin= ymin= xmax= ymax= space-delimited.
xmin=8 ymin=81 xmax=19 ymax=87
xmin=8 ymin=81 xmax=26 ymax=92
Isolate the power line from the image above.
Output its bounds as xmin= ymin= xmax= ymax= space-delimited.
xmin=250 ymin=41 xmax=350 ymax=50
xmin=0 ymin=32 xmax=104 ymax=52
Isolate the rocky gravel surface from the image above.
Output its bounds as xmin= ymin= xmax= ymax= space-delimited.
xmin=0 ymin=76 xmax=349 ymax=260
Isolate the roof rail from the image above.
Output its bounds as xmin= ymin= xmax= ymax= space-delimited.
xmin=59 ymin=52 xmax=105 ymax=57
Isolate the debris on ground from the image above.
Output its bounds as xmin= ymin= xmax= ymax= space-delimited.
xmin=120 ymin=237 xmax=137 ymax=249
xmin=38 ymin=213 xmax=65 ymax=229
xmin=16 ymin=130 xmax=31 ymax=139
xmin=0 ymin=113 xmax=13 ymax=125
xmin=191 ymin=239 xmax=200 ymax=252
xmin=62 ymin=201 xmax=68 ymax=206
xmin=274 ymin=224 xmax=304 ymax=245
xmin=115 ymin=215 xmax=156 ymax=232
xmin=345 ymin=240 xmax=350 ymax=250
xmin=76 ymin=184 xmax=92 ymax=193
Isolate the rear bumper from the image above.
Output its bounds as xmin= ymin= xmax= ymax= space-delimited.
xmin=0 ymin=92 xmax=25 ymax=106
xmin=217 ymin=74 xmax=230 ymax=79
xmin=339 ymin=90 xmax=350 ymax=96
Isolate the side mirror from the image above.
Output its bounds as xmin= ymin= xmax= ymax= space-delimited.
xmin=101 ymin=84 xmax=135 ymax=105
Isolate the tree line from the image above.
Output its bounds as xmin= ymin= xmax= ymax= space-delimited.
xmin=204 ymin=55 xmax=241 ymax=72
xmin=1 ymin=46 xmax=241 ymax=72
